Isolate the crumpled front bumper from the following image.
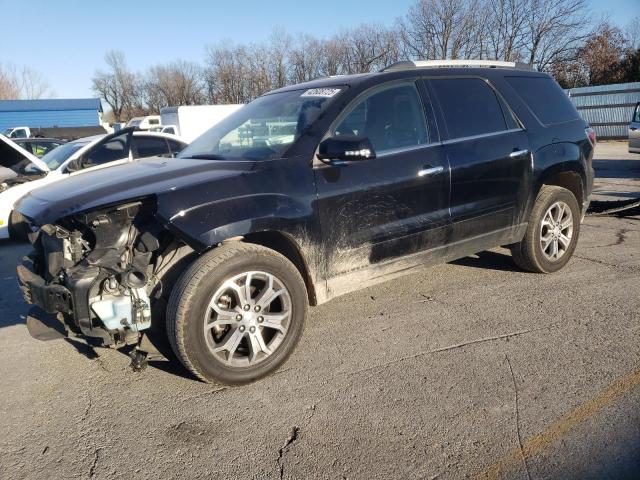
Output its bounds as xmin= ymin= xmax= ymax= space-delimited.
xmin=16 ymin=260 xmax=71 ymax=314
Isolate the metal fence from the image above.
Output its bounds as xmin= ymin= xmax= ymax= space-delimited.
xmin=566 ymin=82 xmax=640 ymax=139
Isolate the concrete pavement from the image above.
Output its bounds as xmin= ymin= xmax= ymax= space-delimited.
xmin=0 ymin=142 xmax=638 ymax=479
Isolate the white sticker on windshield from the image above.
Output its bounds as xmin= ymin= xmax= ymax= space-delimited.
xmin=301 ymin=88 xmax=341 ymax=98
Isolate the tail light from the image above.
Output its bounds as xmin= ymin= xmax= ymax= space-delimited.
xmin=586 ymin=127 xmax=596 ymax=147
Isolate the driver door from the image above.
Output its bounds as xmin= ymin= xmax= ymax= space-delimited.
xmin=313 ymin=80 xmax=450 ymax=284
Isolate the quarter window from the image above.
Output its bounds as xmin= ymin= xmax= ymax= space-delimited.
xmin=430 ymin=78 xmax=508 ymax=139
xmin=333 ymin=83 xmax=429 ymax=154
xmin=506 ymin=76 xmax=578 ymax=125
xmin=133 ymin=136 xmax=170 ymax=158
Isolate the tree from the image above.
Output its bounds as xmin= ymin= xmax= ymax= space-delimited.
xmin=143 ymin=60 xmax=205 ymax=109
xmin=0 ymin=63 xmax=53 ymax=100
xmin=576 ymin=22 xmax=629 ymax=85
xmin=92 ymin=51 xmax=137 ymax=121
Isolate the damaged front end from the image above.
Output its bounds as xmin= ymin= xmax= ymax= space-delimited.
xmin=17 ymin=198 xmax=167 ymax=348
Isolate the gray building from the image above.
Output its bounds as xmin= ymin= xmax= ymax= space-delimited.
xmin=566 ymin=82 xmax=640 ymax=139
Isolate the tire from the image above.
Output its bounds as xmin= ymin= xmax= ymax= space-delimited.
xmin=167 ymin=242 xmax=307 ymax=384
xmin=9 ymin=210 xmax=31 ymax=242
xmin=510 ymin=185 xmax=581 ymax=273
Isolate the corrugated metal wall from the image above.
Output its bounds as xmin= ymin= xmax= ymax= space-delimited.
xmin=566 ymin=82 xmax=640 ymax=139
xmin=0 ymin=109 xmax=100 ymax=130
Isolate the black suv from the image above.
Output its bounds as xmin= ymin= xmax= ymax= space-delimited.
xmin=15 ymin=61 xmax=595 ymax=384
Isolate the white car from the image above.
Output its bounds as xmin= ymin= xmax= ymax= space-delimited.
xmin=0 ymin=129 xmax=187 ymax=239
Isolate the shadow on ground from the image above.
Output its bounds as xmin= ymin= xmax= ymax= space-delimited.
xmin=450 ymin=250 xmax=521 ymax=272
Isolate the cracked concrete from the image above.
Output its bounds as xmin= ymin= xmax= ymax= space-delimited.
xmin=0 ymin=142 xmax=638 ymax=479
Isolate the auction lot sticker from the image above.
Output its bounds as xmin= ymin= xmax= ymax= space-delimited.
xmin=301 ymin=88 xmax=341 ymax=97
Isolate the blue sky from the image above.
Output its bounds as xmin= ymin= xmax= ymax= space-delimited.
xmin=0 ymin=0 xmax=636 ymax=98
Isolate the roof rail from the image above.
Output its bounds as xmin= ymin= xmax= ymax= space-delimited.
xmin=382 ymin=60 xmax=533 ymax=72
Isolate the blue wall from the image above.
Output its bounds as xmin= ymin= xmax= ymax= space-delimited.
xmin=0 ymin=109 xmax=100 ymax=130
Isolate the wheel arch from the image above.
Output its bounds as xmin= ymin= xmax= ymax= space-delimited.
xmin=240 ymin=231 xmax=318 ymax=306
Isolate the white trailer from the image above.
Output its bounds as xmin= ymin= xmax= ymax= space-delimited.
xmin=160 ymin=105 xmax=243 ymax=143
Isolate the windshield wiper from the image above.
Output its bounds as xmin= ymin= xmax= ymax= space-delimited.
xmin=183 ymin=153 xmax=227 ymax=160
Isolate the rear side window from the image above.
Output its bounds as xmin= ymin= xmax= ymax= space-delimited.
xmin=506 ymin=76 xmax=578 ymax=125
xmin=167 ymin=140 xmax=185 ymax=155
xmin=430 ymin=78 xmax=507 ymax=139
xmin=133 ymin=136 xmax=170 ymax=158
xmin=633 ymin=104 xmax=640 ymax=123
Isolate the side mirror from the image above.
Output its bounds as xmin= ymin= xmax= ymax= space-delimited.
xmin=317 ymin=135 xmax=376 ymax=164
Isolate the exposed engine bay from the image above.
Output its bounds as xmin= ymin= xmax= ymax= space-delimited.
xmin=17 ymin=198 xmax=186 ymax=350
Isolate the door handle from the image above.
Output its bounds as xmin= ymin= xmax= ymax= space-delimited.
xmin=509 ymin=149 xmax=530 ymax=158
xmin=418 ymin=165 xmax=444 ymax=177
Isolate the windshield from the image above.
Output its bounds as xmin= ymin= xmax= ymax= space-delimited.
xmin=3 ymin=128 xmax=12 ymax=135
xmin=41 ymin=141 xmax=87 ymax=170
xmin=179 ymin=87 xmax=344 ymax=161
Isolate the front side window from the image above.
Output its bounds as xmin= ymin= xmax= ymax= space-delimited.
xmin=430 ymin=78 xmax=508 ymax=139
xmin=180 ymin=87 xmax=344 ymax=161
xmin=42 ymin=141 xmax=86 ymax=170
xmin=634 ymin=104 xmax=640 ymax=123
xmin=333 ymin=82 xmax=429 ymax=154
xmin=13 ymin=129 xmax=27 ymax=138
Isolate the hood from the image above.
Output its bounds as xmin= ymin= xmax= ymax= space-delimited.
xmin=0 ymin=134 xmax=49 ymax=173
xmin=15 ymin=156 xmax=254 ymax=225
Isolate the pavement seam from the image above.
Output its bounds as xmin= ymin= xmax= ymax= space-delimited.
xmin=505 ymin=354 xmax=532 ymax=480
xmin=345 ymin=325 xmax=557 ymax=377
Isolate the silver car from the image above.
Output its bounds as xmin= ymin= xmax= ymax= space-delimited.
xmin=630 ymin=102 xmax=640 ymax=153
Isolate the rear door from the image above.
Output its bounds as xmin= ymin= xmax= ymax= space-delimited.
xmin=314 ymin=80 xmax=450 ymax=279
xmin=427 ymin=77 xmax=530 ymax=241
xmin=630 ymin=102 xmax=640 ymax=151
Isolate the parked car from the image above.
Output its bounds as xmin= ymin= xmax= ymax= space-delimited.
xmin=15 ymin=60 xmax=595 ymax=384
xmin=0 ymin=128 xmax=186 ymax=239
xmin=629 ymin=102 xmax=640 ymax=153
xmin=150 ymin=125 xmax=178 ymax=135
xmin=14 ymin=138 xmax=67 ymax=158
xmin=126 ymin=115 xmax=161 ymax=130
xmin=3 ymin=125 xmax=107 ymax=140
xmin=0 ymin=133 xmax=49 ymax=183
xmin=160 ymin=105 xmax=243 ymax=142
xmin=3 ymin=126 xmax=30 ymax=138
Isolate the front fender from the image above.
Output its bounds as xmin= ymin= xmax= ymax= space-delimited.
xmin=162 ymin=192 xmax=314 ymax=252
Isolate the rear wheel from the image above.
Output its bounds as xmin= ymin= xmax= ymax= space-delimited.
xmin=167 ymin=243 xmax=307 ymax=384
xmin=510 ymin=185 xmax=581 ymax=273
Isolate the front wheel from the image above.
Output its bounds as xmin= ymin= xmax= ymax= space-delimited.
xmin=167 ymin=243 xmax=307 ymax=384
xmin=510 ymin=185 xmax=581 ymax=273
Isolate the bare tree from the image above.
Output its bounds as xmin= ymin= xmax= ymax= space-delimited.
xmin=524 ymin=0 xmax=591 ymax=70
xmin=402 ymin=0 xmax=480 ymax=60
xmin=0 ymin=64 xmax=21 ymax=100
xmin=0 ymin=63 xmax=53 ymax=100
xmin=144 ymin=60 xmax=205 ymax=108
xmin=625 ymin=16 xmax=640 ymax=50
xmin=92 ymin=50 xmax=137 ymax=121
